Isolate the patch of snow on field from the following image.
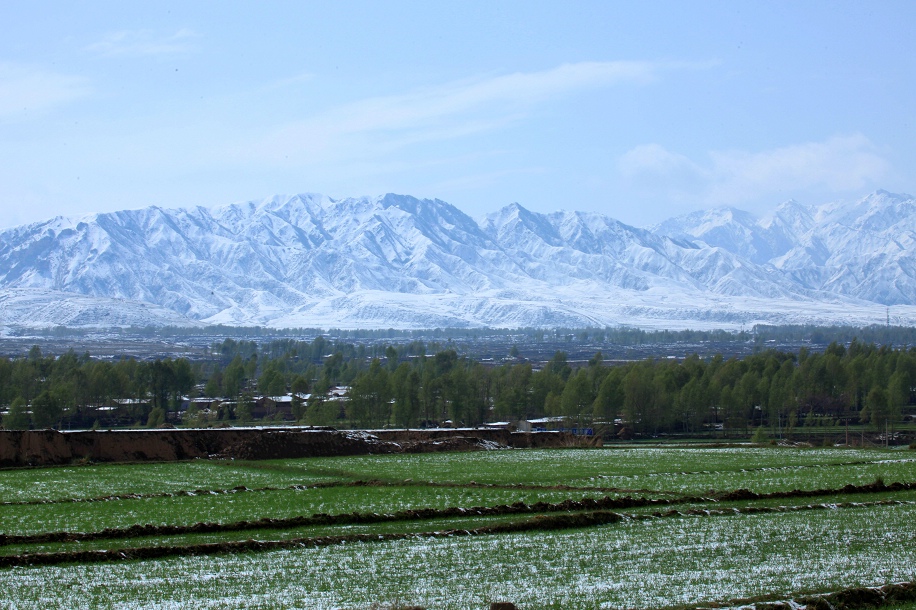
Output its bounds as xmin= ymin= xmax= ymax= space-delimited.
xmin=3 ymin=503 xmax=916 ymax=608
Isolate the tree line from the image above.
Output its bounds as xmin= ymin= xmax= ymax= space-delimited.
xmin=195 ymin=337 xmax=916 ymax=433
xmin=1 ymin=337 xmax=914 ymax=434
xmin=0 ymin=347 xmax=193 ymax=430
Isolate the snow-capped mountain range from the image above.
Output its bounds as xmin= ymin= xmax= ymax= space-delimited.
xmin=1 ymin=190 xmax=914 ymax=330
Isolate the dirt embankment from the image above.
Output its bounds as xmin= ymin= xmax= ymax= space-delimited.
xmin=0 ymin=428 xmax=578 ymax=467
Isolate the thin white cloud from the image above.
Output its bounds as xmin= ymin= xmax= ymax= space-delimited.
xmin=619 ymin=144 xmax=702 ymax=181
xmin=329 ymin=61 xmax=661 ymax=132
xmin=0 ymin=61 xmax=90 ymax=119
xmin=619 ymin=134 xmax=888 ymax=205
xmin=708 ymin=135 xmax=888 ymax=198
xmin=86 ymin=28 xmax=197 ymax=57
xmin=250 ymin=61 xmax=681 ymax=164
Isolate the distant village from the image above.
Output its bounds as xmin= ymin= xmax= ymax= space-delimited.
xmin=38 ymin=386 xmax=581 ymax=434
xmin=3 ymin=331 xmax=916 ymax=442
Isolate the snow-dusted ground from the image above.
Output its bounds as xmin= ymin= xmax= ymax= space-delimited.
xmin=2 ymin=502 xmax=914 ymax=608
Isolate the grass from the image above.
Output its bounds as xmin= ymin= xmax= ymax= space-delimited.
xmin=277 ymin=445 xmax=906 ymax=485
xmin=2 ymin=502 xmax=915 ymax=609
xmin=1 ymin=445 xmax=915 ymax=609
xmin=0 ymin=484 xmax=635 ymax=537
xmin=4 ymin=446 xmax=910 ymax=502
xmin=0 ymin=460 xmax=340 ymax=503
xmin=0 ymin=446 xmax=916 ymax=502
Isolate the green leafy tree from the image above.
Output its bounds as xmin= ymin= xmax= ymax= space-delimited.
xmin=861 ymin=386 xmax=890 ymax=428
xmin=464 ymin=362 xmax=491 ymax=426
xmin=290 ymin=375 xmax=310 ymax=421
xmin=223 ymin=356 xmax=246 ymax=397
xmin=204 ymin=369 xmax=223 ymax=398
xmin=146 ymin=360 xmax=173 ymax=412
xmin=30 ymin=390 xmax=62 ymax=429
xmin=236 ymin=392 xmax=254 ymax=423
xmin=593 ymin=368 xmax=624 ymax=422
xmin=494 ymin=363 xmax=532 ymax=421
xmin=259 ymin=367 xmax=287 ymax=398
xmin=887 ymin=364 xmax=912 ymax=428
xmin=560 ymin=368 xmax=593 ymax=424
xmin=385 ymin=345 xmax=399 ymax=371
xmin=4 ymin=397 xmax=30 ymax=430
xmin=244 ymin=355 xmax=259 ymax=384
xmin=302 ymin=376 xmax=333 ymax=426
xmin=347 ymin=359 xmax=391 ymax=428
xmin=171 ymin=358 xmax=194 ymax=406
xmin=623 ymin=364 xmax=655 ymax=434
xmin=677 ymin=376 xmax=709 ymax=433
xmin=392 ymin=364 xmax=420 ymax=428
xmin=146 ymin=407 xmax=166 ymax=428
xmin=184 ymin=402 xmax=203 ymax=427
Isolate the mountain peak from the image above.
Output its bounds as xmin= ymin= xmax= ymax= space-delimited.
xmin=1 ymin=189 xmax=915 ymax=329
xmin=871 ymin=188 xmax=912 ymax=200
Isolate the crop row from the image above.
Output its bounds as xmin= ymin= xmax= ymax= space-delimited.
xmin=4 ymin=496 xmax=915 ymax=570
xmin=2 ymin=479 xmax=912 ymax=549
xmin=3 ymin=447 xmax=910 ymax=503
xmin=4 ymin=460 xmax=916 ymax=539
xmin=3 ymin=447 xmax=913 ymax=506
xmin=0 ymin=485 xmax=637 ymax=537
xmin=0 ymin=479 xmax=678 ymax=508
xmin=2 ymin=501 xmax=915 ymax=609
xmin=2 ymin=446 xmax=915 ymax=608
xmin=268 ymin=446 xmax=913 ymax=487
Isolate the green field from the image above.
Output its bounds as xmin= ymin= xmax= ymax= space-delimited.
xmin=2 ymin=445 xmax=915 ymax=609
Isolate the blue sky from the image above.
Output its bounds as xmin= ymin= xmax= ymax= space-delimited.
xmin=1 ymin=1 xmax=914 ymax=229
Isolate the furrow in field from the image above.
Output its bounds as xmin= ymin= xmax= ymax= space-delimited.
xmin=0 ymin=478 xmax=681 ymax=507
xmin=0 ymin=498 xmax=909 ymax=570
xmin=2 ymin=479 xmax=912 ymax=550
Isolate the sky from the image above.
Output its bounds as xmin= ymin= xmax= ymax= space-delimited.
xmin=1 ymin=1 xmax=914 ymax=229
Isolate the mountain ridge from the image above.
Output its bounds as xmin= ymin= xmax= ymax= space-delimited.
xmin=1 ymin=191 xmax=914 ymax=330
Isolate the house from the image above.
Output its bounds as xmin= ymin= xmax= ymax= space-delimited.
xmin=254 ymin=395 xmax=296 ymax=420
xmin=483 ymin=421 xmax=513 ymax=430
xmin=518 ymin=416 xmax=566 ymax=432
xmin=180 ymin=397 xmax=223 ymax=412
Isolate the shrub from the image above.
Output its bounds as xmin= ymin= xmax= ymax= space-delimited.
xmin=750 ymin=426 xmax=768 ymax=444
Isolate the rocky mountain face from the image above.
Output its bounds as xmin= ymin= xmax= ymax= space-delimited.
xmin=652 ymin=190 xmax=916 ymax=306
xmin=0 ymin=191 xmax=913 ymax=329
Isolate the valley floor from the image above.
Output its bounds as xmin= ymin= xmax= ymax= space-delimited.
xmin=1 ymin=445 xmax=915 ymax=608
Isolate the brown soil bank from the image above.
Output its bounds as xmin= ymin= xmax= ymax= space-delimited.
xmin=0 ymin=428 xmax=577 ymax=467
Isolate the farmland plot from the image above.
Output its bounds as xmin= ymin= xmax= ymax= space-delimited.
xmin=1 ymin=445 xmax=915 ymax=609
xmin=0 ymin=460 xmax=343 ymax=504
xmin=0 ymin=484 xmax=628 ymax=537
xmin=280 ymin=446 xmax=916 ymax=493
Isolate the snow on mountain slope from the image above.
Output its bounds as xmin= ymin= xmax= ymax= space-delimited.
xmin=483 ymin=205 xmax=807 ymax=299
xmin=1 ymin=190 xmax=915 ymax=330
xmin=653 ymin=206 xmax=769 ymax=263
xmin=654 ymin=190 xmax=916 ymax=307
xmin=0 ymin=288 xmax=202 ymax=329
